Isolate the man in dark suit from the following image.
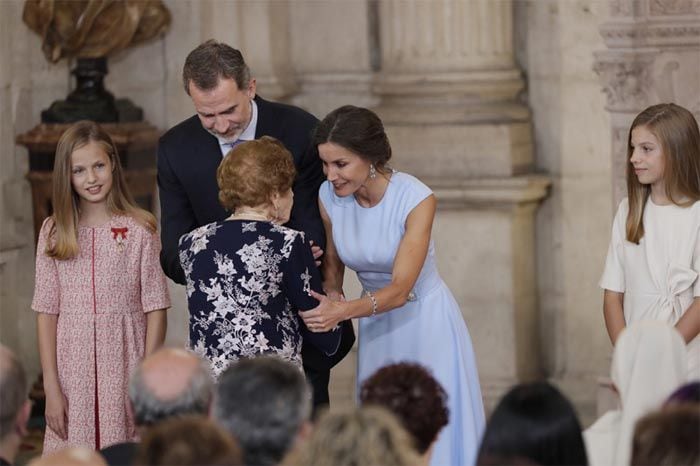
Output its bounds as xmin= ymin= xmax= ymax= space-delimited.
xmin=157 ymin=40 xmax=354 ymax=408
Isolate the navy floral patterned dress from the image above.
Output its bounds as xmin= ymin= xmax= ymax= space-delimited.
xmin=178 ymin=220 xmax=341 ymax=379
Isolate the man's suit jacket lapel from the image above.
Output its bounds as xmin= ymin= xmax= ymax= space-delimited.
xmin=190 ymin=120 xmax=228 ymax=223
xmin=254 ymin=96 xmax=281 ymax=140
xmin=192 ymin=121 xmax=222 ymax=169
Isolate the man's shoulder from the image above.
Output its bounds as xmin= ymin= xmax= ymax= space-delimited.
xmin=257 ymin=97 xmax=318 ymax=126
xmin=160 ymin=115 xmax=207 ymax=147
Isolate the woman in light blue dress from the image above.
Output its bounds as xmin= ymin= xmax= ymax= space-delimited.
xmin=300 ymin=105 xmax=485 ymax=466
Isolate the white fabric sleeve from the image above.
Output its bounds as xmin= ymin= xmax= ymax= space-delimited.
xmin=599 ymin=200 xmax=628 ymax=293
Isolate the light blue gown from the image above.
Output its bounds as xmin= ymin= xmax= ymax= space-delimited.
xmin=319 ymin=172 xmax=485 ymax=466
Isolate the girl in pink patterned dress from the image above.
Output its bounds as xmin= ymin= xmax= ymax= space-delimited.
xmin=32 ymin=121 xmax=170 ymax=454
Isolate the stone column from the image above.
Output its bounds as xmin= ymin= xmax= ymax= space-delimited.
xmin=594 ymin=0 xmax=700 ymax=207
xmin=375 ymin=0 xmax=525 ymax=124
xmin=373 ymin=0 xmax=550 ymax=409
xmin=200 ymin=0 xmax=298 ymax=101
xmin=288 ymin=1 xmax=377 ymax=118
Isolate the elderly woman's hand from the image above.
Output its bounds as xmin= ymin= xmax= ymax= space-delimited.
xmin=300 ymin=290 xmax=347 ymax=332
xmin=310 ymin=240 xmax=324 ymax=267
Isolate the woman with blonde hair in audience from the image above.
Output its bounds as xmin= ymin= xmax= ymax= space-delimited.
xmin=584 ymin=321 xmax=688 ymax=466
xmin=285 ymin=406 xmax=420 ymax=466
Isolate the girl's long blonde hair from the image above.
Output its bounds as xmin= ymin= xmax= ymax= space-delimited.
xmin=47 ymin=120 xmax=157 ymax=260
xmin=626 ymin=103 xmax=700 ymax=244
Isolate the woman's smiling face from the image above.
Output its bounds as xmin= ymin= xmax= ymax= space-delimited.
xmin=318 ymin=142 xmax=372 ymax=197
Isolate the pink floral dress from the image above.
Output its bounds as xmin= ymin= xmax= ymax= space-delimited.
xmin=32 ymin=215 xmax=170 ymax=453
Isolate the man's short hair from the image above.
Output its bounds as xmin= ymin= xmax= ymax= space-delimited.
xmin=213 ymin=356 xmax=311 ymax=466
xmin=128 ymin=353 xmax=213 ymax=427
xmin=182 ymin=39 xmax=250 ymax=94
xmin=0 ymin=345 xmax=28 ymax=439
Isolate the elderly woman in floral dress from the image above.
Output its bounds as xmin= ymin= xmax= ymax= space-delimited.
xmin=178 ymin=137 xmax=340 ymax=379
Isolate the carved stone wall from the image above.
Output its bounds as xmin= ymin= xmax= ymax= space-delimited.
xmin=289 ymin=1 xmax=377 ymax=117
xmin=0 ymin=0 xmax=67 ymax=381
xmin=594 ymin=0 xmax=700 ymax=207
xmin=517 ymin=0 xmax=614 ymax=425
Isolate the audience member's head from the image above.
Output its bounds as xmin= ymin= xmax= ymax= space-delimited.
xmin=0 ymin=344 xmax=31 ymax=465
xmin=29 ymin=447 xmax=107 ymax=466
xmin=631 ymin=404 xmax=699 ymax=466
xmin=360 ymin=362 xmax=448 ymax=457
xmin=214 ymin=356 xmax=311 ymax=466
xmin=609 ymin=321 xmax=687 ymax=466
xmin=134 ymin=416 xmax=242 ymax=466
xmin=285 ymin=406 xmax=420 ymax=466
xmin=129 ymin=347 xmax=213 ymax=427
xmin=476 ymin=381 xmax=588 ymax=466
xmin=665 ymin=381 xmax=700 ymax=406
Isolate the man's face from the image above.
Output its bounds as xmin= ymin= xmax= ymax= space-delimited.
xmin=189 ymin=78 xmax=256 ymax=143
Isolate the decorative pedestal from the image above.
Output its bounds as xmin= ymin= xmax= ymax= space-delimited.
xmin=16 ymin=122 xmax=160 ymax=244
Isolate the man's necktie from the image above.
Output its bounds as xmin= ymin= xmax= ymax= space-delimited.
xmin=223 ymin=139 xmax=244 ymax=156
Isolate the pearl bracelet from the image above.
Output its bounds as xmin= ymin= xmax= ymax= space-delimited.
xmin=367 ymin=291 xmax=378 ymax=316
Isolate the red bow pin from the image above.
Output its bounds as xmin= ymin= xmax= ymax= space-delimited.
xmin=111 ymin=227 xmax=128 ymax=250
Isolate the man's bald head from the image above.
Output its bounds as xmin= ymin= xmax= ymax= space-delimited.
xmin=0 ymin=344 xmax=28 ymax=441
xmin=129 ymin=348 xmax=212 ymax=427
xmin=29 ymin=447 xmax=107 ymax=466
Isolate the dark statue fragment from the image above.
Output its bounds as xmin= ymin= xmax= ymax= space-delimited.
xmin=23 ymin=0 xmax=170 ymax=123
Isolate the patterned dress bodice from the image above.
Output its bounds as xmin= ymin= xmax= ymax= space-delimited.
xmin=178 ymin=220 xmax=340 ymax=379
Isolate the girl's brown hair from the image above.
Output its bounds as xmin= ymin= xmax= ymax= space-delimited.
xmin=626 ymin=103 xmax=700 ymax=244
xmin=47 ymin=120 xmax=156 ymax=260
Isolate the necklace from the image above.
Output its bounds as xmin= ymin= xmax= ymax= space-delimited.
xmin=227 ymin=209 xmax=272 ymax=222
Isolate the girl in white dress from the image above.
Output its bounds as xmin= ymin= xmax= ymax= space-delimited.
xmin=600 ymin=103 xmax=700 ymax=377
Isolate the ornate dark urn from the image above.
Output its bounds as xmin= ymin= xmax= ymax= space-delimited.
xmin=23 ymin=0 xmax=171 ymax=123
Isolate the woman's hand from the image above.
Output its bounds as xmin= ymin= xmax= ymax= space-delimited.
xmin=325 ymin=289 xmax=345 ymax=302
xmin=45 ymin=385 xmax=68 ymax=440
xmin=300 ymin=290 xmax=348 ymax=332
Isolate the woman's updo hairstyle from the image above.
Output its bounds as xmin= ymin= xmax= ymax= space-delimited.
xmin=217 ymin=136 xmax=296 ymax=211
xmin=313 ymin=105 xmax=392 ymax=170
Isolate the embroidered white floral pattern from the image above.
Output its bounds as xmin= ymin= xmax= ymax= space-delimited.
xmin=179 ymin=220 xmax=341 ymax=379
